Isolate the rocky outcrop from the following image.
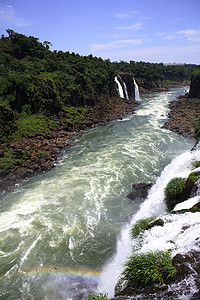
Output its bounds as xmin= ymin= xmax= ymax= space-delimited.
xmin=163 ymin=95 xmax=200 ymax=138
xmin=127 ymin=183 xmax=153 ymax=201
xmin=112 ymin=249 xmax=200 ymax=300
xmin=189 ymin=66 xmax=200 ymax=98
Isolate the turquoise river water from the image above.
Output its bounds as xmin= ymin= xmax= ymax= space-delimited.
xmin=0 ymin=87 xmax=194 ymax=299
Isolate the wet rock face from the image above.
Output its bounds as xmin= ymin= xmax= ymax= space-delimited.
xmin=189 ymin=69 xmax=200 ymax=98
xmin=118 ymin=74 xmax=136 ymax=100
xmin=127 ymin=183 xmax=153 ymax=201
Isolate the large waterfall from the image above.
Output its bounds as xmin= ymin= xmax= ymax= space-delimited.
xmin=114 ymin=76 xmax=124 ymax=98
xmin=133 ymin=77 xmax=140 ymax=101
xmin=115 ymin=75 xmax=140 ymax=101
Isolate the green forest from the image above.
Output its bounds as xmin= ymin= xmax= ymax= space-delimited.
xmin=0 ymin=29 xmax=197 ymax=144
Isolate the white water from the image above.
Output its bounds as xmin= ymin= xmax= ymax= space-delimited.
xmin=133 ymin=77 xmax=140 ymax=101
xmin=99 ymin=146 xmax=200 ymax=297
xmin=122 ymin=81 xmax=129 ymax=100
xmin=114 ymin=76 xmax=124 ymax=98
xmin=0 ymin=86 xmax=195 ymax=299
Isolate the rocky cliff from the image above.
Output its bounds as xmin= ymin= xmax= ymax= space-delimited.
xmin=189 ymin=65 xmax=200 ymax=98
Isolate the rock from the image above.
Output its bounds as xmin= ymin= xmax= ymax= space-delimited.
xmin=146 ymin=218 xmax=164 ymax=229
xmin=127 ymin=182 xmax=153 ymax=201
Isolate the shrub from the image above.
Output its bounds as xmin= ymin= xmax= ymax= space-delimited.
xmin=131 ymin=216 xmax=156 ymax=238
xmin=164 ymin=177 xmax=186 ymax=211
xmin=122 ymin=250 xmax=177 ymax=288
xmin=11 ymin=113 xmax=59 ymax=141
xmin=192 ymin=160 xmax=200 ymax=168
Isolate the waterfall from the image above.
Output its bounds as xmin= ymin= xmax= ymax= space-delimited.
xmin=122 ymin=81 xmax=129 ymax=100
xmin=98 ymin=145 xmax=200 ymax=297
xmin=114 ymin=76 xmax=124 ymax=98
xmin=133 ymin=77 xmax=140 ymax=101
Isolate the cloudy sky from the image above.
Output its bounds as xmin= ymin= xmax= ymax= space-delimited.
xmin=0 ymin=0 xmax=200 ymax=64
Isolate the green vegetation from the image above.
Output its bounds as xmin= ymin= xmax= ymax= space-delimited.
xmin=84 ymin=292 xmax=109 ymax=300
xmin=0 ymin=29 xmax=196 ymax=145
xmin=11 ymin=113 xmax=59 ymax=141
xmin=192 ymin=65 xmax=200 ymax=78
xmin=194 ymin=121 xmax=200 ymax=140
xmin=130 ymin=216 xmax=156 ymax=238
xmin=164 ymin=177 xmax=186 ymax=211
xmin=122 ymin=250 xmax=177 ymax=288
xmin=0 ymin=148 xmax=31 ymax=174
xmin=192 ymin=160 xmax=200 ymax=168
xmin=113 ymin=60 xmax=196 ymax=89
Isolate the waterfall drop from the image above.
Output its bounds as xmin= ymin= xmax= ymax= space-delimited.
xmin=122 ymin=81 xmax=129 ymax=100
xmin=114 ymin=76 xmax=124 ymax=98
xmin=133 ymin=77 xmax=140 ymax=101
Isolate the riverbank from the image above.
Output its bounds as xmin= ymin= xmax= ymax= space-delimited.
xmin=0 ymin=99 xmax=138 ymax=194
xmin=163 ymin=95 xmax=200 ymax=138
xmin=1 ymin=84 xmax=198 ymax=195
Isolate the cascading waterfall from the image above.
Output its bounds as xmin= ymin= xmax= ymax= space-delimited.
xmin=98 ymin=145 xmax=200 ymax=298
xmin=122 ymin=81 xmax=129 ymax=100
xmin=114 ymin=76 xmax=124 ymax=98
xmin=115 ymin=76 xmax=129 ymax=100
xmin=133 ymin=77 xmax=140 ymax=101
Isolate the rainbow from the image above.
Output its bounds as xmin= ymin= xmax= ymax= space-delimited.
xmin=25 ymin=266 xmax=100 ymax=281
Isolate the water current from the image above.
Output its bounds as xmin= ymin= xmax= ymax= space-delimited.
xmin=0 ymin=87 xmax=195 ymax=299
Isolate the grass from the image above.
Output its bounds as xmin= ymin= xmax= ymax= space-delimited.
xmin=164 ymin=177 xmax=186 ymax=211
xmin=130 ymin=216 xmax=156 ymax=239
xmin=122 ymin=250 xmax=177 ymax=288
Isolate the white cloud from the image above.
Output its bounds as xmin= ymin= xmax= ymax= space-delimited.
xmin=114 ymin=11 xmax=139 ymax=19
xmin=116 ymin=22 xmax=144 ymax=31
xmin=0 ymin=4 xmax=30 ymax=27
xmin=178 ymin=29 xmax=200 ymax=42
xmin=91 ymin=39 xmax=143 ymax=52
xmin=166 ymin=29 xmax=200 ymax=43
xmin=92 ymin=45 xmax=200 ymax=64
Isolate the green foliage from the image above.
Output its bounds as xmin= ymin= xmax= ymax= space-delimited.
xmin=187 ymin=171 xmax=198 ymax=185
xmin=131 ymin=216 xmax=156 ymax=238
xmin=194 ymin=121 xmax=200 ymax=140
xmin=84 ymin=292 xmax=109 ymax=300
xmin=164 ymin=177 xmax=186 ymax=211
xmin=122 ymin=250 xmax=177 ymax=288
xmin=0 ymin=148 xmax=31 ymax=174
xmin=192 ymin=160 xmax=200 ymax=168
xmin=192 ymin=65 xmax=200 ymax=78
xmin=0 ymin=29 xmax=197 ymax=144
xmin=11 ymin=114 xmax=59 ymax=141
xmin=113 ymin=60 xmax=196 ymax=84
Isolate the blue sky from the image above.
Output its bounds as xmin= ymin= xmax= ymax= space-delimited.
xmin=0 ymin=0 xmax=200 ymax=64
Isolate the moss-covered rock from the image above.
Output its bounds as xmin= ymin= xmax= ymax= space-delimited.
xmin=164 ymin=177 xmax=187 ymax=211
xmin=115 ymin=250 xmax=177 ymax=297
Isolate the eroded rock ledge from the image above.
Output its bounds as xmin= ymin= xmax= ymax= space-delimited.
xmin=163 ymin=95 xmax=200 ymax=138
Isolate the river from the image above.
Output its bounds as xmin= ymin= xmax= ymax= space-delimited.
xmin=0 ymin=87 xmax=194 ymax=299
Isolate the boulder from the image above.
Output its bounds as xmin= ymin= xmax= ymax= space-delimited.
xmin=127 ymin=182 xmax=153 ymax=201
